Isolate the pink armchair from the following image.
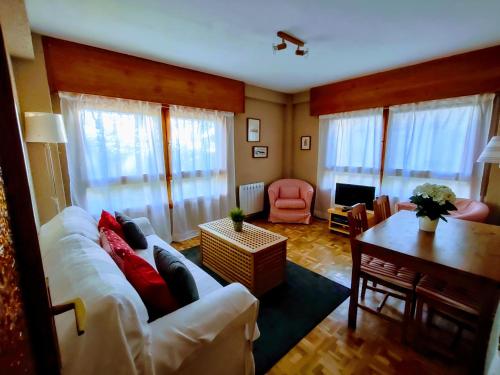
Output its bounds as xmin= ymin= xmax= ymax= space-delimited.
xmin=395 ymin=198 xmax=490 ymax=223
xmin=268 ymin=179 xmax=314 ymax=224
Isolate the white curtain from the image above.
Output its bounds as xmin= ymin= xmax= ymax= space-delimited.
xmin=381 ymin=94 xmax=494 ymax=204
xmin=315 ymin=108 xmax=383 ymax=218
xmin=60 ymin=92 xmax=172 ymax=242
xmin=169 ymin=105 xmax=236 ymax=241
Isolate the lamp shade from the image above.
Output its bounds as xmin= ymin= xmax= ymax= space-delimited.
xmin=477 ymin=136 xmax=500 ymax=165
xmin=24 ymin=112 xmax=67 ymax=143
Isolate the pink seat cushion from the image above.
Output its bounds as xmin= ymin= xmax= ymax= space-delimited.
xmin=280 ymin=186 xmax=300 ymax=199
xmin=275 ymin=198 xmax=306 ymax=209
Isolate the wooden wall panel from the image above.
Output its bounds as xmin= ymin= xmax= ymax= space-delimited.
xmin=42 ymin=37 xmax=245 ymax=113
xmin=310 ymin=45 xmax=500 ymax=116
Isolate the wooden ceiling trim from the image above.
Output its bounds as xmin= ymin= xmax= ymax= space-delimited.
xmin=42 ymin=37 xmax=245 ymax=113
xmin=310 ymin=45 xmax=500 ymax=116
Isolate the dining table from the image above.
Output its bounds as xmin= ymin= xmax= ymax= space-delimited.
xmin=349 ymin=210 xmax=500 ymax=374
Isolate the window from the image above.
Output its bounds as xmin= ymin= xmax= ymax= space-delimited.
xmin=169 ymin=105 xmax=236 ymax=241
xmin=382 ymin=94 xmax=494 ymax=202
xmin=60 ymin=93 xmax=172 ymax=242
xmin=315 ymin=94 xmax=494 ymax=214
xmin=315 ymin=108 xmax=383 ymax=218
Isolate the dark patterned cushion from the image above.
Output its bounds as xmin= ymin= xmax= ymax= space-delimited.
xmin=115 ymin=211 xmax=148 ymax=249
xmin=154 ymin=246 xmax=199 ymax=307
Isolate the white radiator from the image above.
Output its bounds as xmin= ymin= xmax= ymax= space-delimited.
xmin=238 ymin=182 xmax=265 ymax=215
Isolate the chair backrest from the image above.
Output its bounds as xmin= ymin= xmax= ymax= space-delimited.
xmin=347 ymin=203 xmax=368 ymax=239
xmin=268 ymin=179 xmax=314 ymax=200
xmin=373 ymin=195 xmax=391 ymax=224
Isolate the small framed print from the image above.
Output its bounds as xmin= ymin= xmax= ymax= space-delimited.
xmin=247 ymin=118 xmax=260 ymax=142
xmin=301 ymin=136 xmax=311 ymax=150
xmin=252 ymin=146 xmax=268 ymax=158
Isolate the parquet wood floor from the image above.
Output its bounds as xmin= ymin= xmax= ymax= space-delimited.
xmin=172 ymin=218 xmax=469 ymax=375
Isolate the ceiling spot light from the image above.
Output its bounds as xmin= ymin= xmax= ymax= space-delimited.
xmin=295 ymin=47 xmax=308 ymax=56
xmin=273 ymin=39 xmax=287 ymax=51
xmin=273 ymin=31 xmax=308 ymax=57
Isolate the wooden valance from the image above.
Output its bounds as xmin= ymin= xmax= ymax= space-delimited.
xmin=310 ymin=45 xmax=500 ymax=116
xmin=42 ymin=37 xmax=245 ymax=113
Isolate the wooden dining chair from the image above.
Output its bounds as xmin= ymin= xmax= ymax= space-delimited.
xmin=414 ymin=275 xmax=481 ymax=356
xmin=347 ymin=203 xmax=418 ymax=342
xmin=373 ymin=195 xmax=392 ymax=224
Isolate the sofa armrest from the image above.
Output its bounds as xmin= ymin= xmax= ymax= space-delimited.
xmin=149 ymin=283 xmax=259 ymax=374
xmin=132 ymin=217 xmax=156 ymax=236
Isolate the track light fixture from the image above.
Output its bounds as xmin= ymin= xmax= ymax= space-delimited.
xmin=273 ymin=31 xmax=308 ymax=57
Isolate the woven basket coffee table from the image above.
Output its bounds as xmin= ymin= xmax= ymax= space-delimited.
xmin=199 ymin=218 xmax=288 ymax=295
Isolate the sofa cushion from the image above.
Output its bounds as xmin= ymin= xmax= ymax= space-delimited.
xmin=115 ymin=211 xmax=148 ymax=249
xmin=123 ymin=252 xmax=179 ymax=322
xmin=275 ymin=198 xmax=306 ymax=209
xmin=98 ymin=210 xmax=125 ymax=239
xmin=39 ymin=206 xmax=100 ymax=255
xmin=280 ymin=186 xmax=300 ymax=199
xmin=154 ymin=246 xmax=199 ymax=307
xmin=100 ymin=228 xmax=135 ymax=270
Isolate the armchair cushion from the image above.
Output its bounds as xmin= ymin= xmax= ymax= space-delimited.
xmin=275 ymin=198 xmax=306 ymax=209
xmin=280 ymin=186 xmax=300 ymax=199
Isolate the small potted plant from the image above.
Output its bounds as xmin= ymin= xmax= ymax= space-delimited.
xmin=409 ymin=183 xmax=457 ymax=232
xmin=229 ymin=207 xmax=245 ymax=232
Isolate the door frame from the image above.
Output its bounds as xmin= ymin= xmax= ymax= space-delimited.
xmin=0 ymin=27 xmax=60 ymax=374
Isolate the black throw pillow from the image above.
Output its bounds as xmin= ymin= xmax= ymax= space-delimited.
xmin=154 ymin=246 xmax=199 ymax=307
xmin=115 ymin=211 xmax=148 ymax=249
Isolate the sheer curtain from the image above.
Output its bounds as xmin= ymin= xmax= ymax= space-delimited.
xmin=169 ymin=105 xmax=236 ymax=241
xmin=60 ymin=92 xmax=172 ymax=242
xmin=315 ymin=108 xmax=383 ymax=218
xmin=381 ymin=94 xmax=494 ymax=204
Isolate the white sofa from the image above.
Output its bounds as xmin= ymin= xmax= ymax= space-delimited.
xmin=39 ymin=206 xmax=259 ymax=375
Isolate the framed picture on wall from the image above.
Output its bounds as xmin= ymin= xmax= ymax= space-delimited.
xmin=247 ymin=118 xmax=260 ymax=142
xmin=252 ymin=146 xmax=268 ymax=158
xmin=301 ymin=136 xmax=311 ymax=150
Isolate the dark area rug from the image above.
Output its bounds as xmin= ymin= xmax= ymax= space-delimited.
xmin=182 ymin=246 xmax=350 ymax=375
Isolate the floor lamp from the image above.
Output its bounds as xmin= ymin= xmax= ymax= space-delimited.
xmin=477 ymin=136 xmax=500 ymax=167
xmin=25 ymin=112 xmax=67 ymax=213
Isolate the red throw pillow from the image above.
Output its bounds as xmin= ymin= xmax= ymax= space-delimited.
xmin=122 ymin=253 xmax=179 ymax=321
xmin=100 ymin=228 xmax=134 ymax=270
xmin=98 ymin=210 xmax=125 ymax=239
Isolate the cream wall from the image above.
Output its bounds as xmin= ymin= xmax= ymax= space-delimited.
xmin=234 ymin=85 xmax=288 ymax=187
xmin=12 ymin=33 xmax=66 ymax=224
xmin=290 ymin=92 xmax=318 ymax=187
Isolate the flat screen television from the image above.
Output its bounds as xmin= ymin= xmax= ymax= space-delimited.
xmin=335 ymin=183 xmax=376 ymax=210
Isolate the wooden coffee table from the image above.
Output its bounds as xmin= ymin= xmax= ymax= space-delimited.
xmin=198 ymin=218 xmax=287 ymax=295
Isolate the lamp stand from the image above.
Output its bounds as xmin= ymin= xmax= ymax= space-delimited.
xmin=44 ymin=143 xmax=60 ymax=213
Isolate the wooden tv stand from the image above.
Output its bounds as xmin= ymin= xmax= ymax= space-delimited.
xmin=327 ymin=206 xmax=376 ymax=235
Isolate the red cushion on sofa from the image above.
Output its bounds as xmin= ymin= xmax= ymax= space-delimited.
xmin=98 ymin=210 xmax=125 ymax=239
xmin=122 ymin=253 xmax=179 ymax=321
xmin=100 ymin=228 xmax=134 ymax=270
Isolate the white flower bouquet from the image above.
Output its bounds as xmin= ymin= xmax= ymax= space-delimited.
xmin=409 ymin=183 xmax=457 ymax=222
